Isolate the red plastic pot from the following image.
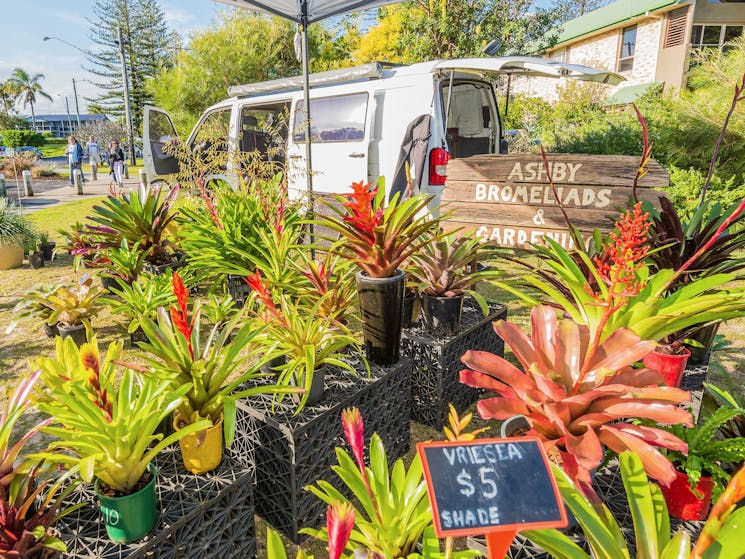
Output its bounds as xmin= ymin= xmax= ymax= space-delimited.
xmin=642 ymin=347 xmax=691 ymax=387
xmin=659 ymin=469 xmax=714 ymax=521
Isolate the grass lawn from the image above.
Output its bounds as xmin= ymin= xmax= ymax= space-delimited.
xmin=40 ymin=142 xmax=66 ymax=158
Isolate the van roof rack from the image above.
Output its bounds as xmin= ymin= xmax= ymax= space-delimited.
xmin=228 ymin=62 xmax=384 ymax=98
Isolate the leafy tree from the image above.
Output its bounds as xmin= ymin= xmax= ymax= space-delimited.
xmin=86 ymin=0 xmax=179 ymax=130
xmin=553 ymin=0 xmax=611 ymax=21
xmin=355 ymin=0 xmax=559 ymax=63
xmin=7 ymin=68 xmax=52 ymax=131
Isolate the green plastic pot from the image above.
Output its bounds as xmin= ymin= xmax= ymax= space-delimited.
xmin=95 ymin=464 xmax=158 ymax=543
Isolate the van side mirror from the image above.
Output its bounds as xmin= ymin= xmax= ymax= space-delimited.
xmin=499 ymin=138 xmax=509 ymax=155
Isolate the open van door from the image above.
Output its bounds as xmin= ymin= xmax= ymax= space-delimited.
xmin=143 ymin=105 xmax=180 ymax=183
xmin=434 ymin=57 xmax=625 ymax=84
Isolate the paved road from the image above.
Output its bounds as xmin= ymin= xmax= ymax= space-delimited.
xmin=6 ymin=175 xmax=142 ymax=213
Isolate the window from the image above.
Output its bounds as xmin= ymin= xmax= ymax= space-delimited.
xmin=192 ymin=109 xmax=231 ymax=152
xmin=691 ymin=24 xmax=745 ymax=51
xmin=550 ymin=48 xmax=567 ymax=63
xmin=293 ymin=93 xmax=368 ymax=143
xmin=618 ymin=25 xmax=637 ymax=72
xmin=664 ymin=7 xmax=689 ymax=48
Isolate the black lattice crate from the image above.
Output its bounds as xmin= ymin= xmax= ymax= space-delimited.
xmin=226 ymin=274 xmax=252 ymax=307
xmin=401 ymin=300 xmax=507 ymax=429
xmin=237 ymin=354 xmax=412 ymax=543
xmin=57 ymin=405 xmax=257 ymax=559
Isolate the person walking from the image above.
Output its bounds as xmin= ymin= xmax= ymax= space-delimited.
xmin=86 ymin=135 xmax=101 ymax=176
xmin=108 ymin=140 xmax=125 ymax=188
xmin=65 ymin=135 xmax=85 ymax=186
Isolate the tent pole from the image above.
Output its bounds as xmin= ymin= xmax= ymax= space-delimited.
xmin=300 ymin=4 xmax=315 ymax=252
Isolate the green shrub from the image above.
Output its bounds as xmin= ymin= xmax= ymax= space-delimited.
xmin=1 ymin=129 xmax=45 ymax=148
xmin=663 ymin=167 xmax=745 ymax=221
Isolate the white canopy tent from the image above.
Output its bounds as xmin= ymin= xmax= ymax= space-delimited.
xmin=213 ymin=0 xmax=404 ymax=197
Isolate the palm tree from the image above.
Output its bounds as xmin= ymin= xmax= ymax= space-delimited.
xmin=8 ymin=68 xmax=52 ymax=131
xmin=0 ymin=81 xmax=18 ymax=115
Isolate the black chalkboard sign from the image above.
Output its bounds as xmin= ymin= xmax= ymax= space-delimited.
xmin=418 ymin=438 xmax=567 ymax=538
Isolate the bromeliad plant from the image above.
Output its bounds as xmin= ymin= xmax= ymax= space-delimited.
xmin=97 ymin=239 xmax=147 ymax=287
xmin=305 ymin=407 xmax=432 ymax=558
xmin=246 ymin=271 xmax=362 ymax=411
xmin=497 ymin=201 xmax=745 ymax=347
xmin=460 ymin=305 xmax=692 ymax=497
xmin=137 ymin=271 xmax=293 ymax=445
xmin=100 ymin=272 xmax=177 ymax=337
xmin=1 ymin=461 xmax=81 ymax=559
xmin=408 ymin=230 xmax=501 ymax=313
xmin=296 ymin=253 xmax=358 ymax=323
xmin=83 ymin=184 xmax=180 ymax=266
xmin=317 ymin=181 xmax=438 ymax=278
xmin=27 ymin=274 xmax=104 ymax=330
xmin=33 ymin=336 xmax=211 ymax=494
xmin=523 ymin=451 xmax=745 ymax=559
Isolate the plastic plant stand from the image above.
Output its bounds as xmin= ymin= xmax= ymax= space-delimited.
xmin=57 ymin=406 xmax=256 ymax=559
xmin=237 ymin=354 xmax=412 ymax=543
xmin=401 ymin=299 xmax=507 ymax=429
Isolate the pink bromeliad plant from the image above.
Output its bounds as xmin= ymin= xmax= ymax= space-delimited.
xmin=460 ymin=305 xmax=693 ymax=498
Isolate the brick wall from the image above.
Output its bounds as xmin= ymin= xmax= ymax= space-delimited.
xmin=510 ymin=17 xmax=663 ymax=103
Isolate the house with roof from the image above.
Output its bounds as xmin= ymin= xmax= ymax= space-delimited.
xmin=25 ymin=114 xmax=110 ymax=138
xmin=511 ymin=0 xmax=745 ymax=104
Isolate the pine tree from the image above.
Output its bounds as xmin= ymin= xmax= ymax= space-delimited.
xmin=85 ymin=0 xmax=178 ymax=131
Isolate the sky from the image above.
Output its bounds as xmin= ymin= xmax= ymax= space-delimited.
xmin=0 ymin=0 xmax=557 ymax=118
xmin=0 ymin=0 xmax=225 ymax=115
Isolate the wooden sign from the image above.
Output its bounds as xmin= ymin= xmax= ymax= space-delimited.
xmin=417 ymin=438 xmax=566 ymax=547
xmin=442 ymin=153 xmax=669 ymax=250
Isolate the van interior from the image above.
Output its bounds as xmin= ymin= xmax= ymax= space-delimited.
xmin=442 ymin=80 xmax=500 ymax=158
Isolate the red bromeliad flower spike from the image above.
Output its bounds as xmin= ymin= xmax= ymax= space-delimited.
xmin=326 ymin=501 xmax=355 ymax=559
xmin=80 ymin=342 xmax=112 ymax=421
xmin=245 ymin=270 xmax=285 ymax=324
xmin=340 ymin=407 xmax=383 ymax=522
xmin=170 ymin=271 xmax=195 ymax=359
xmin=342 ymin=181 xmax=382 ymax=245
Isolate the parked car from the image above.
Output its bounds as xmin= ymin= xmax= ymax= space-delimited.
xmin=17 ymin=146 xmax=43 ymax=158
xmin=144 ymin=56 xmax=623 ymax=206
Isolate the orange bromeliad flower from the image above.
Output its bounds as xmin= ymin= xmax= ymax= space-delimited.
xmin=169 ymin=271 xmax=195 ymax=359
xmin=592 ymin=201 xmax=651 ymax=299
xmin=342 ymin=181 xmax=383 ymax=245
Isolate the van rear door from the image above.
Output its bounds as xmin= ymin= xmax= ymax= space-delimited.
xmin=143 ymin=105 xmax=180 ymax=183
xmin=286 ymin=92 xmax=373 ymax=198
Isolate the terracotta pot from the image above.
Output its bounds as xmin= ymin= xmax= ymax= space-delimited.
xmin=659 ymin=469 xmax=713 ymax=521
xmin=643 ymin=347 xmax=691 ymax=387
xmin=175 ymin=414 xmax=223 ymax=474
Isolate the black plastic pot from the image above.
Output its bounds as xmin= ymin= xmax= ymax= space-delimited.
xmin=40 ymin=242 xmax=56 ymax=261
xmin=686 ymin=322 xmax=721 ymax=364
xmin=28 ymin=252 xmax=44 ymax=269
xmin=356 ymin=269 xmax=405 ymax=366
xmin=261 ymin=355 xmax=286 ymax=375
xmin=402 ymin=292 xmax=421 ymax=328
xmin=421 ymin=294 xmax=464 ymax=337
xmin=306 ymin=365 xmax=326 ymax=406
xmin=58 ymin=323 xmax=87 ymax=347
xmin=129 ymin=327 xmax=148 ymax=348
xmin=44 ymin=321 xmax=60 ymax=338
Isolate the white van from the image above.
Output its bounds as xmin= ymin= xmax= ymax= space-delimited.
xmin=143 ymin=56 xmax=621 ymax=205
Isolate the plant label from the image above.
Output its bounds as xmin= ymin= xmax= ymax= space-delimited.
xmin=417 ymin=437 xmax=566 ymax=542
